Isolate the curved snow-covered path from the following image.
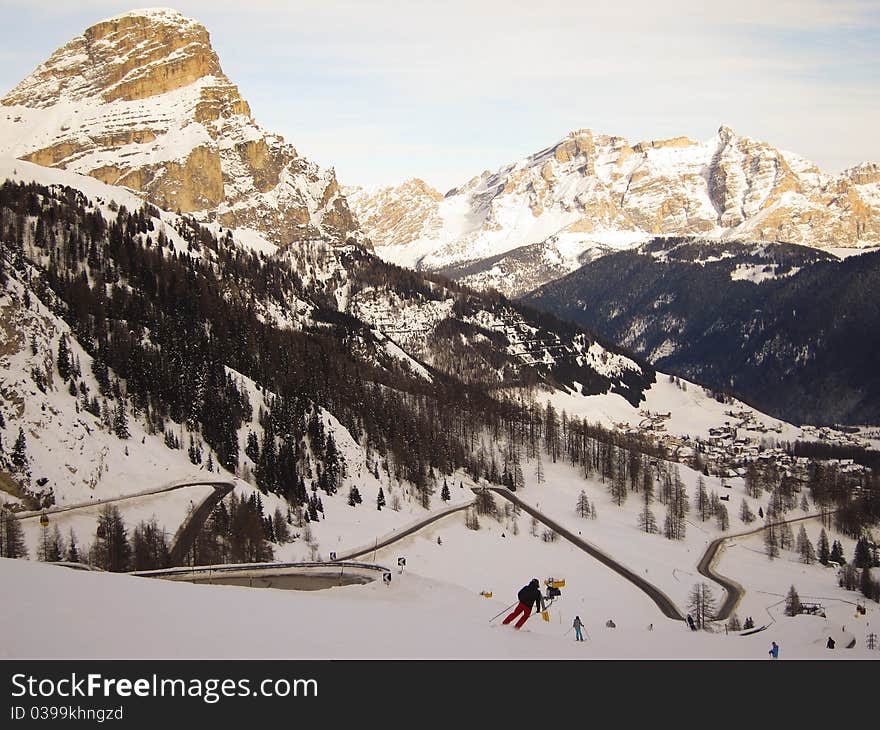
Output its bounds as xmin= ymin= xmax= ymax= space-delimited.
xmin=697 ymin=511 xmax=831 ymax=621
xmin=483 ymin=486 xmax=686 ymax=620
xmin=15 ymin=479 xmax=236 ymax=564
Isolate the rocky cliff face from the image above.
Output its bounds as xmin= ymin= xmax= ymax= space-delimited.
xmin=0 ymin=8 xmax=360 ymax=247
xmin=352 ymin=126 xmax=880 ymax=295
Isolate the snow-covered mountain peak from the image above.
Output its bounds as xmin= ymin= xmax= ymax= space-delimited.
xmin=0 ymin=8 xmax=361 ymax=248
xmin=716 ymin=123 xmax=736 ymax=143
xmin=354 ymin=124 xmax=880 ymax=296
xmin=2 ymin=8 xmax=218 ymax=108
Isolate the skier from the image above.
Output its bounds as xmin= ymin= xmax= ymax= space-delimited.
xmin=572 ymin=615 xmax=585 ymax=642
xmin=826 ymin=636 xmax=835 ymax=649
xmin=502 ymin=578 xmax=545 ymax=629
xmin=768 ymin=641 xmax=779 ymax=659
xmin=687 ymin=614 xmax=697 ymax=631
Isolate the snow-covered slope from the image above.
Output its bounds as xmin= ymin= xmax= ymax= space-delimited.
xmin=351 ymin=127 xmax=880 ymax=296
xmin=0 ymin=8 xmax=360 ymax=248
xmin=2 ymin=179 xmax=877 ymax=662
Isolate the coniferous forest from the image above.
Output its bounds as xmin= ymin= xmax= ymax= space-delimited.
xmin=0 ymin=179 xmax=878 ymax=584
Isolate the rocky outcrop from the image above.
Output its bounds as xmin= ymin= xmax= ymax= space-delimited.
xmin=345 ymin=178 xmax=444 ymax=250
xmin=351 ymin=125 xmax=879 ymax=295
xmin=0 ymin=8 xmax=361 ymax=247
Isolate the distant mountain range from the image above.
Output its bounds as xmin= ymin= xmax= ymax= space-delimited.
xmin=349 ymin=127 xmax=880 ymax=297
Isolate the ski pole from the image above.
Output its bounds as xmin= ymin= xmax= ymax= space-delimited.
xmin=489 ymin=602 xmax=517 ymax=622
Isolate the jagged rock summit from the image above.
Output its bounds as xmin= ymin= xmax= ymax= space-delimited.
xmin=351 ymin=124 xmax=880 ymax=295
xmin=0 ymin=7 xmax=360 ymax=247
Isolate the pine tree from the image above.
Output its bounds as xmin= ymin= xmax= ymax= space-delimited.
xmin=639 ymin=504 xmax=658 ymax=534
xmin=764 ymin=521 xmax=779 ymax=559
xmin=610 ymin=462 xmax=627 ymax=506
xmin=66 ymin=528 xmax=80 ymax=563
xmin=38 ymin=524 xmax=66 ymax=562
xmin=744 ymin=463 xmax=762 ymax=498
xmin=188 ymin=435 xmax=203 ymax=465
xmin=11 ymin=428 xmax=28 ymax=474
xmin=245 ymin=431 xmax=259 ymax=462
xmin=696 ymin=476 xmax=709 ymax=521
xmin=93 ymin=504 xmax=132 ymax=572
xmin=860 ymin=567 xmax=878 ymax=602
xmin=830 ymin=540 xmax=846 ymax=565
xmin=816 ymin=528 xmax=830 ymax=565
xmin=441 ymin=480 xmax=450 ymax=502
xmin=534 ymin=454 xmax=544 ymax=485
xmin=273 ymin=507 xmax=290 ymax=543
xmin=1 ymin=508 xmax=28 ymax=558
xmin=377 ymin=487 xmax=386 ymax=511
xmin=465 ymin=507 xmax=481 ymax=530
xmin=785 ymin=585 xmax=802 ymax=616
xmin=91 ymin=356 xmax=111 ymax=396
xmin=797 ymin=525 xmax=817 ymax=564
xmin=739 ymin=499 xmax=755 ymax=524
xmin=348 ymin=486 xmax=362 ymax=507
xmin=113 ymin=399 xmax=130 ymax=439
xmin=56 ymin=336 xmax=71 ymax=381
xmin=779 ymin=521 xmax=794 ymax=551
xmin=854 ymin=537 xmax=873 ymax=569
xmin=576 ymin=490 xmax=591 ymax=518
xmin=716 ymin=504 xmax=729 ymax=531
xmin=130 ymin=518 xmax=170 ymax=571
xmin=688 ymin=582 xmax=717 ymax=629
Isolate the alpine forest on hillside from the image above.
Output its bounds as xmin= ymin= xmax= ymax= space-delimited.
xmin=0 ymin=179 xmax=878 ymax=583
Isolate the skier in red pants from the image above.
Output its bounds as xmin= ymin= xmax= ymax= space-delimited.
xmin=503 ymin=579 xmax=545 ymax=629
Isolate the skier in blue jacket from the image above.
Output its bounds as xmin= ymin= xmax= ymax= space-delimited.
xmin=572 ymin=615 xmax=585 ymax=641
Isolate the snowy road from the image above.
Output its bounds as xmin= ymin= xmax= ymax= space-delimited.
xmin=335 ymin=500 xmax=475 ymax=561
xmin=14 ymin=479 xmax=236 ymax=521
xmin=15 ymin=479 xmax=235 ymax=566
xmin=697 ymin=511 xmax=831 ymax=621
xmin=483 ymin=487 xmax=686 ymax=620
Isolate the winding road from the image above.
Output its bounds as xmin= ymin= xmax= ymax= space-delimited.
xmin=697 ymin=511 xmax=832 ymax=620
xmin=334 ymin=500 xmax=475 ymax=561
xmin=482 ymin=487 xmax=686 ymax=621
xmin=31 ymin=474 xmax=831 ymax=629
xmin=15 ymin=479 xmax=236 ymax=565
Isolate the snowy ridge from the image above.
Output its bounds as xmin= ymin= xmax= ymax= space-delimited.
xmin=353 ymin=127 xmax=880 ymax=296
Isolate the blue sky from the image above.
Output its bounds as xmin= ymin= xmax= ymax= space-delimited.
xmin=1 ymin=1 xmax=878 ymax=190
